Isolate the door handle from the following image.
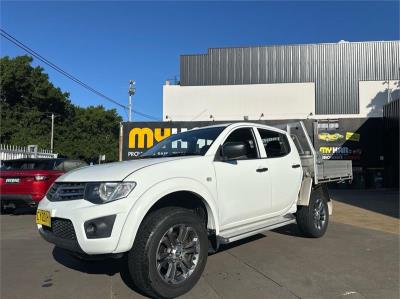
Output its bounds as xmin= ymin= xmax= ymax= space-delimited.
xmin=292 ymin=164 xmax=301 ymax=168
xmin=256 ymin=167 xmax=268 ymax=172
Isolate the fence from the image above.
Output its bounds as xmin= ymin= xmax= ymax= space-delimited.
xmin=0 ymin=144 xmax=58 ymax=161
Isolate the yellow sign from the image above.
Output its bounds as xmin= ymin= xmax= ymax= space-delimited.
xmin=129 ymin=128 xmax=171 ymax=149
xmin=318 ymin=132 xmax=344 ymax=142
xmin=345 ymin=132 xmax=360 ymax=142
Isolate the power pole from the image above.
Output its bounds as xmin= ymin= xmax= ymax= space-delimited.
xmin=128 ymin=80 xmax=136 ymax=122
xmin=50 ymin=113 xmax=54 ymax=153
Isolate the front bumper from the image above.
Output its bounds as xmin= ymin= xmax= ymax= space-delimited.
xmin=39 ymin=223 xmax=83 ymax=253
xmin=37 ymin=196 xmax=129 ymax=255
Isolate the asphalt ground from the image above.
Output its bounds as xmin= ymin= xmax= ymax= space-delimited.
xmin=1 ymin=190 xmax=399 ymax=299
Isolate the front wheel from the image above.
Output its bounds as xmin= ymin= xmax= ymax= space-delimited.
xmin=128 ymin=207 xmax=208 ymax=299
xmin=296 ymin=186 xmax=329 ymax=238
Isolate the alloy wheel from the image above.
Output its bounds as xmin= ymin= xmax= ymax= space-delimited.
xmin=156 ymin=224 xmax=201 ymax=284
xmin=313 ymin=198 xmax=327 ymax=230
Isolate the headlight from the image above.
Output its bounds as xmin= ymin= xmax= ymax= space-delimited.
xmin=84 ymin=182 xmax=136 ymax=204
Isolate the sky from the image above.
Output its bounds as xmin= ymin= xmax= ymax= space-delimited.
xmin=1 ymin=1 xmax=399 ymax=121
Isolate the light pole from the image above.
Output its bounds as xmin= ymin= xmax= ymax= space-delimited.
xmin=128 ymin=80 xmax=136 ymax=122
xmin=50 ymin=113 xmax=54 ymax=153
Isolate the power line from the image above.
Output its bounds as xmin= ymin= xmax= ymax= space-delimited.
xmin=1 ymin=29 xmax=126 ymax=109
xmin=0 ymin=29 xmax=160 ymax=121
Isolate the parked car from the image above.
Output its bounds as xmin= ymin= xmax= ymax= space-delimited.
xmin=37 ymin=122 xmax=352 ymax=298
xmin=0 ymin=158 xmax=87 ymax=210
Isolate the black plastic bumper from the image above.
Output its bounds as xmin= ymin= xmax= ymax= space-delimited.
xmin=0 ymin=194 xmax=38 ymax=205
xmin=0 ymin=194 xmax=32 ymax=200
xmin=39 ymin=227 xmax=84 ymax=253
xmin=39 ymin=227 xmax=124 ymax=260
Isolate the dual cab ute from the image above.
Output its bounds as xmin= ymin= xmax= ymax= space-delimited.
xmin=37 ymin=122 xmax=352 ymax=298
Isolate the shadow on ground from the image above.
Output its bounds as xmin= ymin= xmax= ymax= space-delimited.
xmin=51 ymin=233 xmax=275 ymax=298
xmin=330 ymin=189 xmax=399 ymax=219
xmin=1 ymin=207 xmax=36 ymax=215
xmin=52 ymin=247 xmax=147 ymax=296
xmin=217 ymin=233 xmax=266 ymax=253
xmin=271 ymin=223 xmax=304 ymax=237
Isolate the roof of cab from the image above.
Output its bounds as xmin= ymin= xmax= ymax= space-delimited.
xmin=190 ymin=122 xmax=287 ymax=134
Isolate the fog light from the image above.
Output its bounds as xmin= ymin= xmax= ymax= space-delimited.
xmin=86 ymin=223 xmax=97 ymax=235
xmin=84 ymin=215 xmax=116 ymax=239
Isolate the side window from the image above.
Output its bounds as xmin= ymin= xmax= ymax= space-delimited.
xmin=257 ymin=129 xmax=291 ymax=158
xmin=223 ymin=128 xmax=259 ymax=159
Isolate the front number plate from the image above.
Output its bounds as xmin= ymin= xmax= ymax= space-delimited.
xmin=36 ymin=209 xmax=51 ymax=227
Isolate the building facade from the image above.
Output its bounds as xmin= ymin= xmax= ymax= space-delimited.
xmin=159 ymin=41 xmax=400 ymax=188
xmin=165 ymin=41 xmax=399 ymax=120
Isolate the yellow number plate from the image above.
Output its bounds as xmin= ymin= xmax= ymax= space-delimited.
xmin=36 ymin=209 xmax=51 ymax=227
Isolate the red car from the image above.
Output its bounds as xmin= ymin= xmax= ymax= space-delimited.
xmin=0 ymin=158 xmax=87 ymax=209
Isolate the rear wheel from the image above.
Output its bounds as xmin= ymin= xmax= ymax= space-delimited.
xmin=296 ymin=186 xmax=329 ymax=238
xmin=128 ymin=207 xmax=208 ymax=299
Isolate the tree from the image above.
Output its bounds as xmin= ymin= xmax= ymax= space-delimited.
xmin=0 ymin=55 xmax=122 ymax=162
xmin=57 ymin=106 xmax=122 ymax=162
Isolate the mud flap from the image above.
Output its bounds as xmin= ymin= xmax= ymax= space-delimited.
xmin=297 ymin=177 xmax=313 ymax=206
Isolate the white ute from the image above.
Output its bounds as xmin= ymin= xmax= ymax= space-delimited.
xmin=37 ymin=122 xmax=352 ymax=298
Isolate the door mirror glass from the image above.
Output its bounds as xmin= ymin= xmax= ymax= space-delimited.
xmin=220 ymin=127 xmax=259 ymax=161
xmin=221 ymin=142 xmax=249 ymax=161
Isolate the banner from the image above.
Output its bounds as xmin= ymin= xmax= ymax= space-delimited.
xmin=121 ymin=118 xmax=383 ymax=168
xmin=314 ymin=118 xmax=384 ymax=167
xmin=122 ymin=121 xmax=225 ymax=160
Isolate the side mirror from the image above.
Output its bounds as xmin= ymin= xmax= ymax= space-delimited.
xmin=221 ymin=142 xmax=248 ymax=161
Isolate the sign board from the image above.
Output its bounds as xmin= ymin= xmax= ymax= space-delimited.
xmin=121 ymin=118 xmax=383 ymax=168
xmin=314 ymin=118 xmax=383 ymax=168
xmin=121 ymin=120 xmax=313 ymax=160
xmin=122 ymin=121 xmax=226 ymax=160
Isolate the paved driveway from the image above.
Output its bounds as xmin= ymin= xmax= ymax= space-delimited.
xmin=1 ymin=190 xmax=399 ymax=299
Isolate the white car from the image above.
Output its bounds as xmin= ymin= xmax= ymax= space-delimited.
xmin=37 ymin=122 xmax=352 ymax=299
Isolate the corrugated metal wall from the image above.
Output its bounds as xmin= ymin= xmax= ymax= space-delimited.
xmin=180 ymin=41 xmax=400 ymax=115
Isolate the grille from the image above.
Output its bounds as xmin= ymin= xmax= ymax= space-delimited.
xmin=43 ymin=218 xmax=77 ymax=240
xmin=47 ymin=182 xmax=86 ymax=201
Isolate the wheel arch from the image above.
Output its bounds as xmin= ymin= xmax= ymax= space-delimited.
xmin=298 ymin=182 xmax=332 ymax=215
xmin=147 ymin=190 xmax=215 ymax=229
xmin=114 ymin=178 xmax=219 ymax=253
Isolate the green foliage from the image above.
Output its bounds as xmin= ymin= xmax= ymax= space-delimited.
xmin=0 ymin=55 xmax=122 ymax=162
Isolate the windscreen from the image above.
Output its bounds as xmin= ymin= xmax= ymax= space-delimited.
xmin=141 ymin=126 xmax=226 ymax=158
xmin=0 ymin=160 xmax=61 ymax=170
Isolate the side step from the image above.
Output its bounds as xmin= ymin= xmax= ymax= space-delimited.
xmin=217 ymin=218 xmax=296 ymax=244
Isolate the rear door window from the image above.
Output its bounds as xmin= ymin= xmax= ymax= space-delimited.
xmin=257 ymin=129 xmax=291 ymax=158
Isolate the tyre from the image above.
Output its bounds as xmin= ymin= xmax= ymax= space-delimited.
xmin=296 ymin=185 xmax=329 ymax=238
xmin=128 ymin=207 xmax=208 ymax=299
